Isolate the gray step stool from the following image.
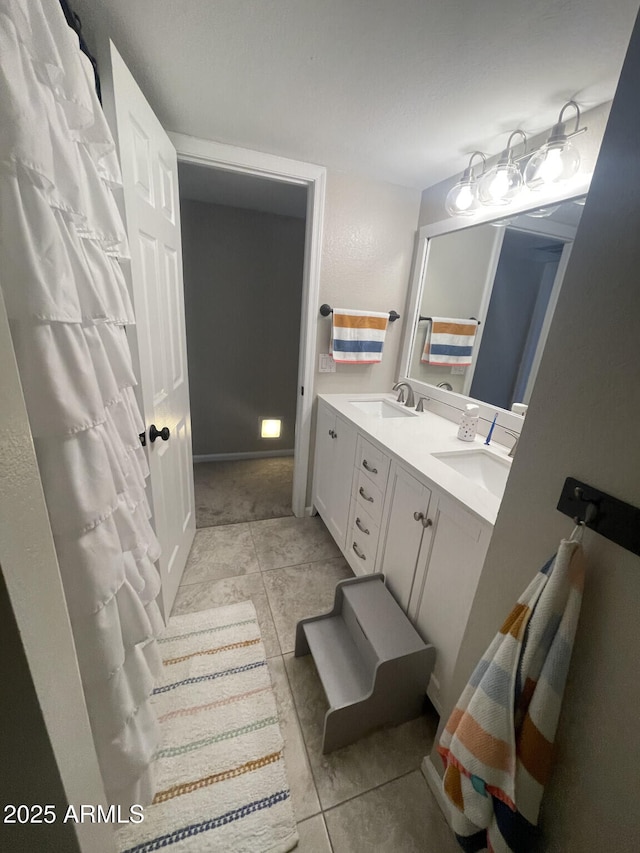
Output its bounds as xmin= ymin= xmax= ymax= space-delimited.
xmin=294 ymin=574 xmax=436 ymax=753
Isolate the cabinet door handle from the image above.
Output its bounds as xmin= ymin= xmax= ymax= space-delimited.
xmin=355 ymin=517 xmax=370 ymax=535
xmin=328 ymin=429 xmax=335 ymax=438
xmin=352 ymin=542 xmax=367 ymax=560
xmin=423 ymin=517 xmax=433 ymax=528
xmin=362 ymin=459 xmax=378 ymax=475
xmin=413 ymin=511 xmax=425 ymax=522
xmin=359 ymin=486 xmax=374 ymax=503
xmin=413 ymin=511 xmax=433 ymax=528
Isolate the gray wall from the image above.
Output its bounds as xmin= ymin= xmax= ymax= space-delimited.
xmin=427 ymin=10 xmax=640 ymax=850
xmin=181 ymin=200 xmax=305 ymax=456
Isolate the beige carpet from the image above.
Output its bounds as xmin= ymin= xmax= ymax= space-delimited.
xmin=194 ymin=457 xmax=294 ymax=528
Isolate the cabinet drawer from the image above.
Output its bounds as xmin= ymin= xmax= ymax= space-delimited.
xmin=352 ymin=502 xmax=380 ymax=544
xmin=348 ymin=526 xmax=378 ymax=568
xmin=356 ymin=436 xmax=390 ymax=490
xmin=354 ymin=469 xmax=384 ymax=525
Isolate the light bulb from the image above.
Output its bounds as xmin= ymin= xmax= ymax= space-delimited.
xmin=455 ymin=184 xmax=474 ymax=211
xmin=478 ymin=161 xmax=523 ymax=206
xmin=444 ymin=151 xmax=486 ymax=217
xmin=525 ymin=140 xmax=580 ymax=190
xmin=445 ymin=178 xmax=478 ymax=217
xmin=488 ymin=169 xmax=509 ymax=201
xmin=538 ymin=147 xmax=564 ymax=182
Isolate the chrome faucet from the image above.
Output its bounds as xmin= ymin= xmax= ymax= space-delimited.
xmin=415 ymin=395 xmax=430 ymax=412
xmin=504 ymin=429 xmax=520 ymax=458
xmin=392 ymin=382 xmax=415 ymax=407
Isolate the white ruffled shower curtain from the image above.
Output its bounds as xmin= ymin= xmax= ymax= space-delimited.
xmin=0 ymin=0 xmax=164 ymax=806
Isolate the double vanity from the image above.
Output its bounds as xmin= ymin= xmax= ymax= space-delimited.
xmin=312 ymin=391 xmax=513 ymax=713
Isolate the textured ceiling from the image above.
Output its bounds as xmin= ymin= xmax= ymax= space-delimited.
xmin=75 ymin=0 xmax=639 ymax=189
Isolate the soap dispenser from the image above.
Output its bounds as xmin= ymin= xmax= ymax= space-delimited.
xmin=457 ymin=404 xmax=480 ymax=442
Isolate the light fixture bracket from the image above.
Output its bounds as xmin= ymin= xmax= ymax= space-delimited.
xmin=546 ymin=101 xmax=585 ymax=145
xmin=461 ymin=150 xmax=487 ymax=181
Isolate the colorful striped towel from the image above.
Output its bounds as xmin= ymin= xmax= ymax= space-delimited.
xmin=438 ymin=537 xmax=585 ymax=852
xmin=422 ymin=317 xmax=479 ymax=366
xmin=330 ymin=308 xmax=389 ymax=364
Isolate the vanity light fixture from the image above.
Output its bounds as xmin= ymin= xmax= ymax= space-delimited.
xmin=445 ymin=151 xmax=487 ymax=217
xmin=524 ymin=101 xmax=585 ymax=190
xmin=444 ymin=102 xmax=588 ymax=217
xmin=478 ymin=130 xmax=528 ymax=207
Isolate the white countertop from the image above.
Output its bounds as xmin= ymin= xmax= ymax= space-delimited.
xmin=319 ymin=393 xmax=513 ymax=527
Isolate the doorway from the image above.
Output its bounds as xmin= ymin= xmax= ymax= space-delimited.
xmin=178 ymin=162 xmax=307 ymax=526
xmin=170 ymin=133 xmax=326 ymax=520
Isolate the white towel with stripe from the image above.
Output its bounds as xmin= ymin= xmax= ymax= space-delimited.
xmin=421 ymin=317 xmax=479 ymax=366
xmin=330 ymin=308 xmax=389 ymax=364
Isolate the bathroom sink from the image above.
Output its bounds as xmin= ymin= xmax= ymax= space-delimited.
xmin=431 ymin=449 xmax=511 ymax=498
xmin=349 ymin=399 xmax=418 ymax=418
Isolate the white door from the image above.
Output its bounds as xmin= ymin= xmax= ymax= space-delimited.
xmin=109 ymin=43 xmax=195 ymax=619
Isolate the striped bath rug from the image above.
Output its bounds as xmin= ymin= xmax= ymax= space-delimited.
xmin=117 ymin=601 xmax=298 ymax=853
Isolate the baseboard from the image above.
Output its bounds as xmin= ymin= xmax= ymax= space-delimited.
xmin=421 ymin=756 xmax=451 ymax=825
xmin=193 ymin=449 xmax=295 ymax=463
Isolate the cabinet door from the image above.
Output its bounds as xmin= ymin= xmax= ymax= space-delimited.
xmin=411 ymin=493 xmax=491 ymax=711
xmin=312 ymin=405 xmax=356 ymax=550
xmin=378 ymin=463 xmax=432 ymax=612
xmin=312 ymin=402 xmax=335 ymax=521
xmin=328 ymin=414 xmax=357 ymax=548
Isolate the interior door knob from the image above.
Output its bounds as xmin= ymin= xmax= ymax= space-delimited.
xmin=149 ymin=424 xmax=170 ymax=443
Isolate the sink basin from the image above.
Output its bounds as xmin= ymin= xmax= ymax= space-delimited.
xmin=432 ymin=449 xmax=511 ymax=498
xmin=349 ymin=399 xmax=417 ymax=418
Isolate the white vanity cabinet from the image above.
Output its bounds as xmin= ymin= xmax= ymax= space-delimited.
xmin=377 ymin=461 xmax=491 ymax=710
xmin=407 ymin=489 xmax=492 ymax=712
xmin=378 ymin=462 xmax=433 ymax=611
xmin=313 ymin=401 xmax=358 ymax=550
xmin=312 ymin=394 xmax=501 ymax=714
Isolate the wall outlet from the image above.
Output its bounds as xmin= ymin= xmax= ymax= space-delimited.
xmin=451 ymin=365 xmax=466 ymax=375
xmin=319 ymin=353 xmax=336 ymax=373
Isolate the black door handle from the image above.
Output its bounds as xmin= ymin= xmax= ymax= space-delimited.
xmin=149 ymin=424 xmax=170 ymax=443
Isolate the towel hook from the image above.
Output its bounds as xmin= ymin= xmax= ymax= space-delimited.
xmin=572 ymin=486 xmax=600 ymax=527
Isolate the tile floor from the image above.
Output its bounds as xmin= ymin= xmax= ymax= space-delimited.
xmin=172 ymin=515 xmax=459 ymax=852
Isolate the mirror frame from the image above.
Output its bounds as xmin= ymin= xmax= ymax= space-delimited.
xmin=397 ymin=175 xmax=592 ymax=426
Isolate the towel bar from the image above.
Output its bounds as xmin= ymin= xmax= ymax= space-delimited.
xmin=419 ymin=315 xmax=481 ymax=324
xmin=320 ymin=304 xmax=400 ymax=321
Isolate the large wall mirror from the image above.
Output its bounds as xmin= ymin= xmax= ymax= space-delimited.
xmin=404 ymin=197 xmax=585 ymax=412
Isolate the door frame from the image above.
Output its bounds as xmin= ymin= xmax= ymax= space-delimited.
xmin=169 ymin=133 xmax=326 ymax=517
